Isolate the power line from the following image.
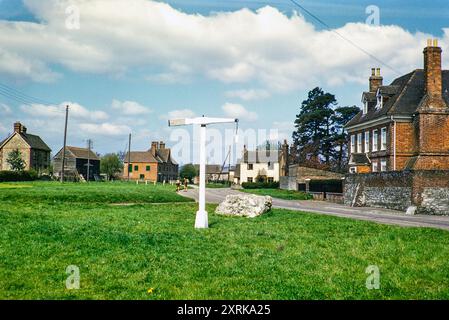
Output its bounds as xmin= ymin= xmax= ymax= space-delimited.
xmin=287 ymin=0 xmax=401 ymax=75
xmin=0 ymin=82 xmax=60 ymax=111
xmin=0 ymin=83 xmax=57 ymax=106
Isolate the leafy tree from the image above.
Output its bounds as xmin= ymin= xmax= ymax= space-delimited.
xmin=292 ymin=87 xmax=337 ymax=167
xmin=332 ymin=106 xmax=361 ymax=172
xmin=180 ymin=164 xmax=198 ymax=183
xmin=6 ymin=149 xmax=26 ymax=172
xmin=100 ymin=153 xmax=123 ymax=180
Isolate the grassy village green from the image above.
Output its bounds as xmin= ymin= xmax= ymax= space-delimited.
xmin=1 ymin=182 xmax=449 ymax=299
xmin=241 ymin=188 xmax=313 ymax=200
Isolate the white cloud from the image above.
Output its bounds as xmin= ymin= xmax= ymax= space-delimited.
xmin=222 ymin=103 xmax=258 ymax=121
xmin=0 ymin=103 xmax=12 ymax=115
xmin=0 ymin=0 xmax=445 ymax=91
xmin=111 ymin=99 xmax=152 ymax=115
xmin=79 ymin=123 xmax=131 ymax=136
xmin=20 ymin=102 xmax=108 ymax=121
xmin=225 ymin=89 xmax=271 ymax=101
xmin=162 ymin=109 xmax=196 ymax=120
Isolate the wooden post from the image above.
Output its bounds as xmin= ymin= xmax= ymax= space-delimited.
xmin=61 ymin=105 xmax=69 ymax=183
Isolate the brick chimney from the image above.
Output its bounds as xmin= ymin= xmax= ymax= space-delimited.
xmin=150 ymin=141 xmax=159 ymax=156
xmin=369 ymin=68 xmax=383 ymax=93
xmin=159 ymin=141 xmax=166 ymax=149
xmin=424 ymin=39 xmax=442 ymax=99
xmin=14 ymin=122 xmax=24 ymax=133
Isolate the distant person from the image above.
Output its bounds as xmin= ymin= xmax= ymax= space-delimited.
xmin=176 ymin=179 xmax=181 ymax=192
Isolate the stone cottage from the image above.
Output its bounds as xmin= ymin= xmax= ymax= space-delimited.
xmin=0 ymin=122 xmax=51 ymax=172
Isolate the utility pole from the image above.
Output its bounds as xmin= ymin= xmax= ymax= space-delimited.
xmin=61 ymin=105 xmax=69 ymax=183
xmin=127 ymin=133 xmax=131 ymax=182
xmin=86 ymin=139 xmax=92 ymax=182
xmin=228 ymin=145 xmax=231 ymax=185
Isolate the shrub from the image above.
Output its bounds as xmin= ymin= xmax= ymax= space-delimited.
xmin=0 ymin=171 xmax=39 ymax=182
xmin=242 ymin=181 xmax=280 ymax=189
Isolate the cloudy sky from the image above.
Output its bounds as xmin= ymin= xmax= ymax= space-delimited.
xmin=0 ymin=0 xmax=448 ymax=163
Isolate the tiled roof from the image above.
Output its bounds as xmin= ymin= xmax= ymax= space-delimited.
xmin=238 ymin=150 xmax=281 ymax=164
xmin=124 ymin=151 xmax=158 ymax=163
xmin=346 ymin=70 xmax=449 ymax=128
xmin=0 ymin=132 xmax=51 ymax=152
xmin=66 ymin=146 xmax=99 ymax=160
xmin=194 ymin=164 xmax=223 ymax=174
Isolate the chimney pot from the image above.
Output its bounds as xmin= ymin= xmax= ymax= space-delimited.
xmin=424 ymin=41 xmax=443 ymax=98
xmin=14 ymin=122 xmax=23 ymax=133
xmin=433 ymin=39 xmax=439 ymax=47
xmin=427 ymin=39 xmax=433 ymax=47
xmin=369 ymin=67 xmax=383 ymax=93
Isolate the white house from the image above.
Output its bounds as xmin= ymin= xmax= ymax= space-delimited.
xmin=235 ymin=145 xmax=288 ymax=184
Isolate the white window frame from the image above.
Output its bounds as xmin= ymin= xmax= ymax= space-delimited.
xmin=363 ymin=101 xmax=368 ymax=115
xmin=351 ymin=135 xmax=356 ymax=154
xmin=381 ymin=127 xmax=387 ymax=151
xmin=364 ymin=131 xmax=370 ymax=153
xmin=372 ymin=161 xmax=379 ymax=173
xmin=381 ymin=159 xmax=387 ymax=172
xmin=376 ymin=91 xmax=383 ymax=110
xmin=372 ymin=130 xmax=378 ymax=152
xmin=357 ymin=133 xmax=362 ymax=153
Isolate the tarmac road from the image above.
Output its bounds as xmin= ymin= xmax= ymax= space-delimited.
xmin=180 ymin=187 xmax=449 ymax=231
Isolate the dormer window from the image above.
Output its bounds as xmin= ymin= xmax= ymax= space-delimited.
xmin=363 ymin=101 xmax=368 ymax=114
xmin=376 ymin=90 xmax=383 ymax=110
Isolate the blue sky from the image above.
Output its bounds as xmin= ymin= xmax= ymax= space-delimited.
xmin=0 ymin=0 xmax=448 ymax=164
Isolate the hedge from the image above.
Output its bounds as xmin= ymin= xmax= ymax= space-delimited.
xmin=242 ymin=181 xmax=280 ymax=189
xmin=0 ymin=171 xmax=38 ymax=182
xmin=309 ymin=179 xmax=343 ymax=193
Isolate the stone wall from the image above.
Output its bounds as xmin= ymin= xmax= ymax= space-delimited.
xmin=344 ymin=170 xmax=449 ymax=215
xmin=280 ymin=176 xmax=297 ymax=190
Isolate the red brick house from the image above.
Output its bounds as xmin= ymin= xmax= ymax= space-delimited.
xmin=123 ymin=141 xmax=179 ymax=182
xmin=346 ymin=40 xmax=449 ymax=173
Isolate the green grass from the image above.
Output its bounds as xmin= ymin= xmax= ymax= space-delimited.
xmin=205 ymin=183 xmax=231 ymax=189
xmin=1 ymin=181 xmax=449 ymax=299
xmin=0 ymin=181 xmax=192 ymax=204
xmin=241 ymin=188 xmax=313 ymax=200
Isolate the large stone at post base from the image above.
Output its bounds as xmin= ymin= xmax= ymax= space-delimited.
xmin=215 ymin=194 xmax=272 ymax=218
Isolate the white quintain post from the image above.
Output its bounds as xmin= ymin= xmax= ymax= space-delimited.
xmin=195 ymin=124 xmax=208 ymax=228
xmin=168 ymin=116 xmax=238 ymax=229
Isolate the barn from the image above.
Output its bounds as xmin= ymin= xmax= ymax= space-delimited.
xmin=53 ymin=146 xmax=100 ymax=181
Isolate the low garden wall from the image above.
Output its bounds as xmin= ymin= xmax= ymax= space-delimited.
xmin=344 ymin=170 xmax=449 ymax=215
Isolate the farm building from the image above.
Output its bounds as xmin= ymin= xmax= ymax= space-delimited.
xmin=53 ymin=146 xmax=100 ymax=181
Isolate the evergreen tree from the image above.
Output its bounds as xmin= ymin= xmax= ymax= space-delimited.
xmin=292 ymin=87 xmax=337 ymax=167
xmin=332 ymin=106 xmax=361 ymax=172
xmin=7 ymin=149 xmax=26 ymax=172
